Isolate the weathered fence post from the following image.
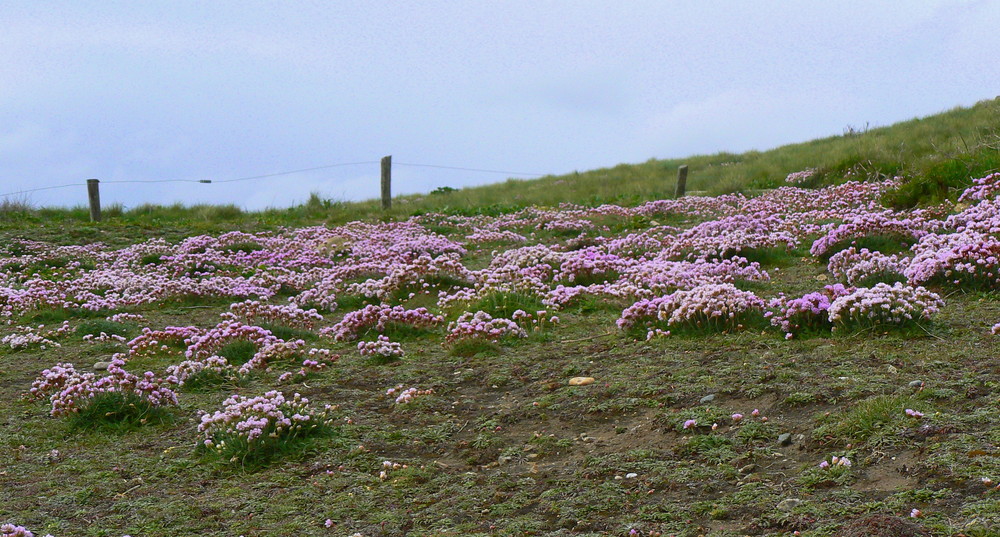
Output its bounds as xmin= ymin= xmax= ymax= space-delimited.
xmin=674 ymin=165 xmax=688 ymax=198
xmin=381 ymin=155 xmax=392 ymax=210
xmin=86 ymin=179 xmax=101 ymax=222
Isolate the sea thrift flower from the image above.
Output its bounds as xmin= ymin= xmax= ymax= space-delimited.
xmin=197 ymin=390 xmax=333 ymax=462
xmin=226 ymin=299 xmax=324 ymax=329
xmin=905 ymin=408 xmax=924 ymax=418
xmin=906 ymin=230 xmax=1000 ymax=288
xmin=0 ymin=524 xmax=53 ymax=537
xmin=732 ymin=413 xmax=743 ymax=422
xmin=767 ymin=284 xmax=852 ymax=336
xmin=386 ymin=384 xmax=433 ymax=404
xmin=31 ymin=357 xmax=178 ymax=417
xmin=810 ymin=212 xmax=933 ymax=258
xmin=683 ymin=419 xmax=697 ymax=429
xmin=445 ymin=311 xmax=528 ymax=342
xmin=827 ymin=282 xmax=943 ymax=329
xmin=957 ymin=171 xmax=1000 ymax=203
xmin=827 ymin=247 xmax=909 ymax=286
xmin=321 ymin=304 xmax=443 ymax=341
xmin=619 ymin=283 xmax=765 ymax=335
xmin=820 ymin=455 xmax=852 ymax=469
xmin=357 ymin=335 xmax=405 ymax=358
xmin=785 ymin=168 xmax=817 ymax=185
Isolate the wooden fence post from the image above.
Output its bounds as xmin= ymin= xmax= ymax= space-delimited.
xmin=674 ymin=165 xmax=688 ymax=198
xmin=381 ymin=155 xmax=392 ymax=210
xmin=86 ymin=179 xmax=101 ymax=222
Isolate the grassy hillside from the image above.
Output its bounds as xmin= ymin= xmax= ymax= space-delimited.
xmin=4 ymin=173 xmax=1000 ymax=535
xmin=2 ymin=97 xmax=999 ymax=234
xmin=5 ymin=99 xmax=1000 ymax=535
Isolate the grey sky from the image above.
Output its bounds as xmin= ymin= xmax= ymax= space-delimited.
xmin=2 ymin=1 xmax=998 ymax=210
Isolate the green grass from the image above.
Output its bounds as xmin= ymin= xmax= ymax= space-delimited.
xmin=447 ymin=338 xmax=501 ymax=357
xmin=815 ymin=393 xmax=925 ymax=446
xmin=257 ymin=323 xmax=318 ymax=343
xmin=819 ymin=233 xmax=917 ymax=261
xmin=76 ymin=320 xmax=135 ymax=339
xmin=67 ymin=392 xmax=175 ymax=432
xmin=216 ymin=340 xmax=258 ymax=366
xmin=463 ymin=290 xmax=547 ymax=319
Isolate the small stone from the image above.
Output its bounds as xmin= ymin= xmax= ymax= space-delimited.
xmin=908 ymin=380 xmax=925 ymax=388
xmin=93 ymin=361 xmax=111 ymax=371
xmin=777 ymin=498 xmax=803 ymax=512
xmin=568 ymin=377 xmax=595 ymax=386
xmin=778 ymin=433 xmax=793 ymax=446
xmin=614 ymin=475 xmax=623 ymax=480
xmin=699 ymin=394 xmax=716 ymax=404
xmin=625 ymin=472 xmax=638 ymax=479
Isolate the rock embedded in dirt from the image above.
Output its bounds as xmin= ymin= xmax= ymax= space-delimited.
xmin=776 ymin=498 xmax=803 ymax=511
xmin=778 ymin=433 xmax=793 ymax=446
xmin=568 ymin=377 xmax=595 ymax=386
xmin=699 ymin=394 xmax=716 ymax=404
xmin=834 ymin=514 xmax=931 ymax=537
xmin=908 ymin=380 xmax=925 ymax=388
xmin=93 ymin=361 xmax=111 ymax=370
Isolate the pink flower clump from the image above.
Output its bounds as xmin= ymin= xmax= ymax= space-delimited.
xmin=321 ymin=305 xmax=443 ymax=341
xmin=827 ymin=282 xmax=944 ymax=329
xmin=357 ymin=335 xmax=405 ymax=358
xmin=446 ymin=311 xmax=528 ymax=342
xmin=198 ymin=390 xmax=333 ymax=450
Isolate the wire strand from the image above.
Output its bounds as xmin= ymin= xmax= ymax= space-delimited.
xmin=0 ymin=183 xmax=82 ymax=198
xmin=101 ymin=178 xmax=208 ymax=184
xmin=394 ymin=162 xmax=547 ymax=177
xmin=213 ymin=161 xmax=380 ymax=183
xmin=1 ymin=159 xmax=552 ymax=199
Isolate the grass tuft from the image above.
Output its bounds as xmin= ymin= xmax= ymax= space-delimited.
xmin=217 ymin=340 xmax=259 ymax=366
xmin=467 ymin=291 xmax=546 ymax=319
xmin=815 ymin=393 xmax=925 ymax=446
xmin=68 ymin=392 xmax=174 ymax=432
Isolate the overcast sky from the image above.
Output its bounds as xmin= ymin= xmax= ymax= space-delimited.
xmin=2 ymin=1 xmax=999 ymax=210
